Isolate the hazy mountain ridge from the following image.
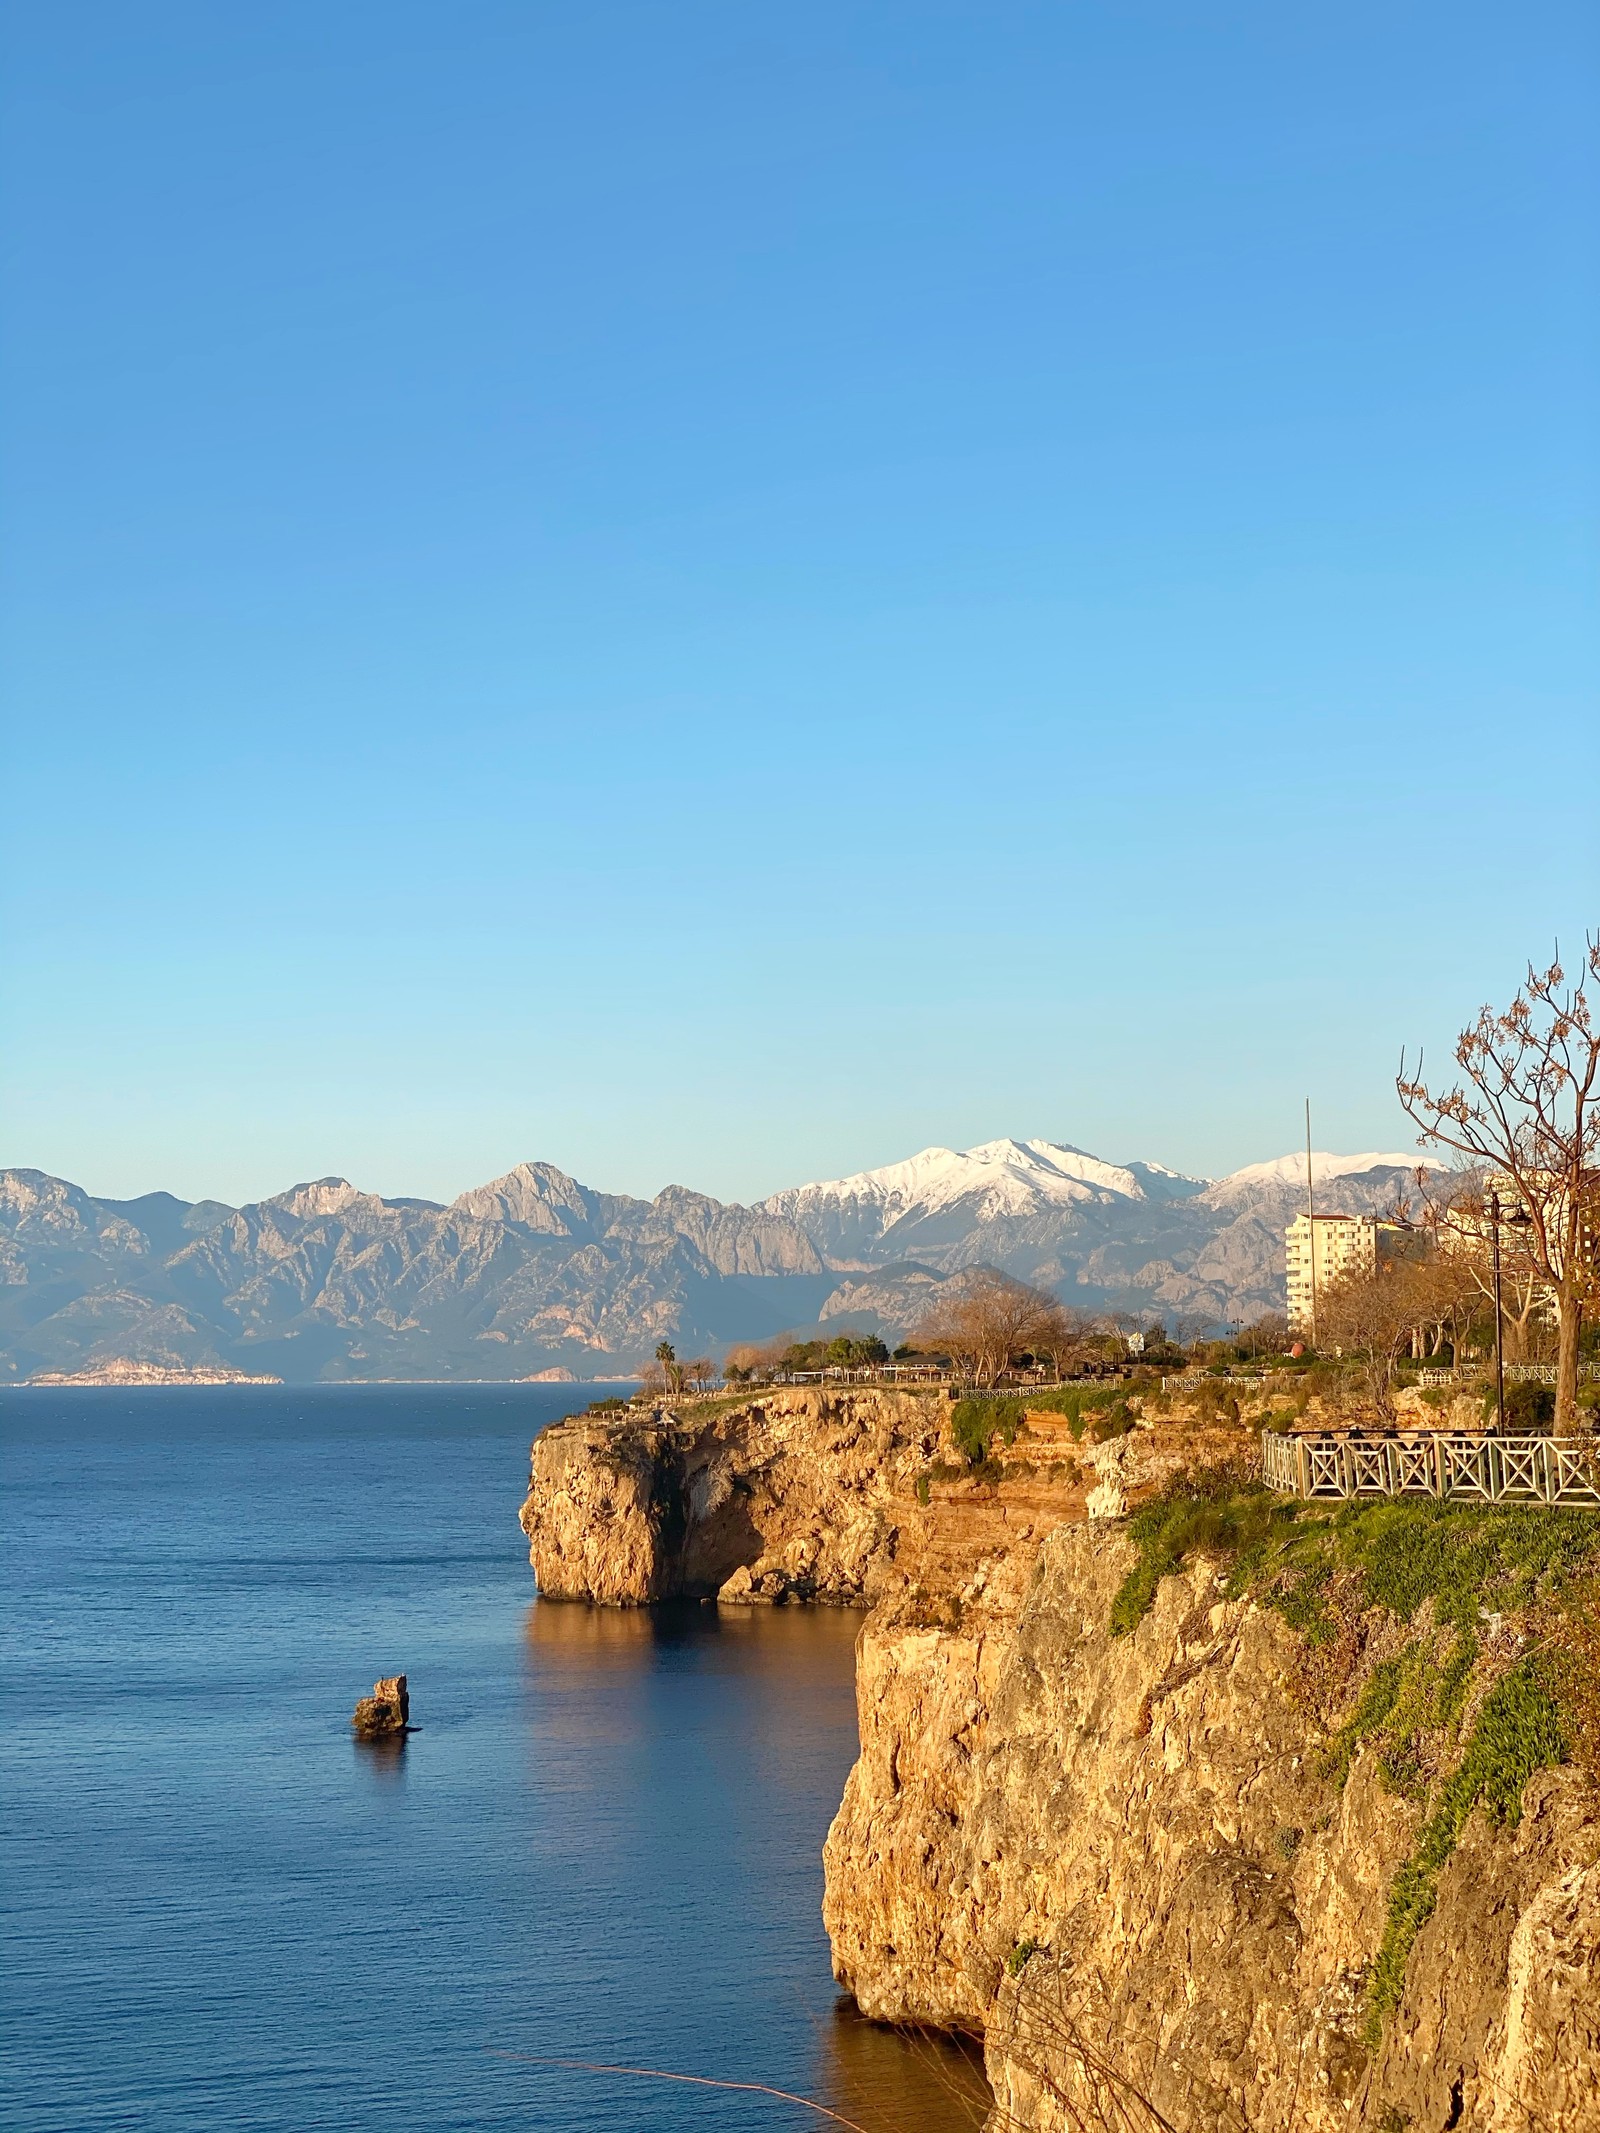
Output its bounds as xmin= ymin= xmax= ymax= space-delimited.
xmin=0 ymin=1164 xmax=830 ymax=1384
xmin=0 ymin=1142 xmax=1430 ymax=1382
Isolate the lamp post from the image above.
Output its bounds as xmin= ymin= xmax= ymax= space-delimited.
xmin=1490 ymin=1191 xmax=1535 ymax=1434
xmin=1490 ymin=1191 xmax=1505 ymax=1436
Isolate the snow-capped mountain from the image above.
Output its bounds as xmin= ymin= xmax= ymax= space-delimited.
xmin=1208 ymin=1150 xmax=1431 ymax=1202
xmin=762 ymin=1138 xmax=1209 ymax=1263
xmin=762 ymin=1136 xmax=1437 ymax=1327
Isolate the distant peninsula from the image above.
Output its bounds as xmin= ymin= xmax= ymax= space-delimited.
xmin=24 ymin=1361 xmax=283 ymax=1388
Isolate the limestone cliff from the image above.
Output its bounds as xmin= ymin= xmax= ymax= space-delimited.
xmin=518 ymin=1389 xmax=1599 ymax=2132
xmin=519 ymin=1387 xmax=1092 ymax=1607
xmin=822 ymin=1517 xmax=1599 ymax=2133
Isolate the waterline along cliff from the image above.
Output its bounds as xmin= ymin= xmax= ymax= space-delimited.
xmin=520 ymin=1388 xmax=1600 ymax=2133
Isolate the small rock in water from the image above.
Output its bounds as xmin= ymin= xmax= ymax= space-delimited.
xmin=351 ymin=1674 xmax=409 ymax=1735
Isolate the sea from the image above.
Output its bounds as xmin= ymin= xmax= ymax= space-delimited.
xmin=0 ymin=1384 xmax=989 ymax=2133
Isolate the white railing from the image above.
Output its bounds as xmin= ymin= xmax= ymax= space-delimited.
xmin=733 ymin=1366 xmax=1125 ymax=1391
xmin=1261 ymin=1428 xmax=1600 ymax=1506
xmin=1412 ymin=1363 xmax=1596 ymax=1388
xmin=1160 ymin=1371 xmax=1279 ymax=1392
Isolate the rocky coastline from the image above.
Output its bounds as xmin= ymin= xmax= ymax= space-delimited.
xmin=519 ymin=1388 xmax=1600 ymax=2133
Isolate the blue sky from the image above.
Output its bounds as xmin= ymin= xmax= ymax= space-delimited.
xmin=3 ymin=0 xmax=1596 ymax=1207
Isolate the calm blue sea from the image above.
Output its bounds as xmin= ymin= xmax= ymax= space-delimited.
xmin=0 ymin=1386 xmax=986 ymax=2133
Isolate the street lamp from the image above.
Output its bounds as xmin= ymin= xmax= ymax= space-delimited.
xmin=1489 ymin=1191 xmax=1535 ymax=1435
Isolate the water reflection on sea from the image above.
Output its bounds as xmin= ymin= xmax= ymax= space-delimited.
xmin=517 ymin=1595 xmax=991 ymax=2129
xmin=2 ymin=1385 xmax=991 ymax=2132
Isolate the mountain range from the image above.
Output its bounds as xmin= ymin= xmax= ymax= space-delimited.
xmin=0 ymin=1140 xmax=1431 ymax=1383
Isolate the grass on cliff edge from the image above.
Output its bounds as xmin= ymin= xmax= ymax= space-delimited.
xmin=1110 ymin=1464 xmax=1600 ymax=2040
xmin=951 ymin=1385 xmax=1133 ymax=1464
xmin=1108 ymin=1465 xmax=1600 ymax=1646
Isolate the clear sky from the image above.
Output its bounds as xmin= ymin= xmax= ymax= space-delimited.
xmin=2 ymin=1 xmax=1597 ymax=1208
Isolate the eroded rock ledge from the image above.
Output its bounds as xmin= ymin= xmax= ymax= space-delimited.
xmin=519 ymin=1386 xmax=1094 ymax=1608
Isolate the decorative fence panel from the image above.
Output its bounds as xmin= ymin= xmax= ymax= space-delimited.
xmin=1413 ymin=1363 xmax=1597 ymax=1388
xmin=1260 ymin=1429 xmax=1600 ymax=1507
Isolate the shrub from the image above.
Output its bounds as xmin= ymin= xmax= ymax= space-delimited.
xmin=1087 ymin=1404 xmax=1135 ymax=1442
xmin=951 ymin=1395 xmax=1029 ymax=1465
xmin=1191 ymin=1379 xmax=1243 ymax=1428
xmin=1109 ymin=1462 xmax=1282 ymax=1637
xmin=1416 ymin=1385 xmax=1460 ymax=1411
xmin=951 ymin=1382 xmax=1135 ymax=1464
xmin=1484 ymin=1379 xmax=1556 ymax=1433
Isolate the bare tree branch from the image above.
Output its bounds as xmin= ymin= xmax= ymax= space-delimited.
xmin=1398 ymin=937 xmax=1600 ymax=1428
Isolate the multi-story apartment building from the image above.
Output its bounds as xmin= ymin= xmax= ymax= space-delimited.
xmin=1437 ymin=1169 xmax=1598 ymax=1321
xmin=1284 ymin=1213 xmax=1412 ymax=1335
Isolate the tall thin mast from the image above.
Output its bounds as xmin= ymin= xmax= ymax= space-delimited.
xmin=1305 ymin=1097 xmax=1318 ymax=1350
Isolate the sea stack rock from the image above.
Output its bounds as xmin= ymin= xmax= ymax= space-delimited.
xmin=351 ymin=1674 xmax=409 ymax=1735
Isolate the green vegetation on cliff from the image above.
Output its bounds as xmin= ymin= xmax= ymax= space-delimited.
xmin=951 ymin=1383 xmax=1133 ymax=1465
xmin=1363 ymin=1664 xmax=1567 ymax=2039
xmin=1107 ymin=1460 xmax=1277 ymax=1635
xmin=1111 ymin=1469 xmax=1599 ymax=1646
xmin=1108 ymin=1466 xmax=1600 ymax=2039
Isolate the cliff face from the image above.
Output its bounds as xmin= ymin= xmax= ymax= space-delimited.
xmin=520 ymin=1388 xmax=1090 ymax=1607
xmin=823 ymin=1518 xmax=1600 ymax=2133
xmin=518 ymin=1389 xmax=1598 ymax=2132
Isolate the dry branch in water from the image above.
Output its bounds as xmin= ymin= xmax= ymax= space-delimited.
xmin=487 ymin=2049 xmax=880 ymax=2132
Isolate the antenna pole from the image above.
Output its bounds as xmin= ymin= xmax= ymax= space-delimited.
xmin=1305 ymin=1098 xmax=1318 ymax=1350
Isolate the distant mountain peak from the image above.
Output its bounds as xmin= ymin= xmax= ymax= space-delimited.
xmin=1210 ymin=1150 xmax=1435 ymax=1200
xmin=261 ymin=1178 xmax=368 ymax=1220
xmin=0 ymin=1141 xmax=1443 ymax=1384
xmin=449 ymin=1160 xmax=602 ymax=1235
xmin=764 ymin=1136 xmax=1210 ymax=1229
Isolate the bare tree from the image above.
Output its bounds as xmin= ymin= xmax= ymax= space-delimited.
xmin=1398 ymin=940 xmax=1600 ymax=1428
xmin=915 ymin=1270 xmax=1070 ymax=1387
xmin=1427 ymin=1175 xmax=1550 ymax=1361
xmin=1235 ymin=1312 xmax=1291 ymax=1359
xmin=1029 ymin=1301 xmax=1103 ymax=1379
xmin=1405 ymin=1246 xmax=1486 ymax=1363
xmin=722 ymin=1335 xmax=793 ymax=1383
xmin=1319 ymin=1260 xmax=1440 ymax=1419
